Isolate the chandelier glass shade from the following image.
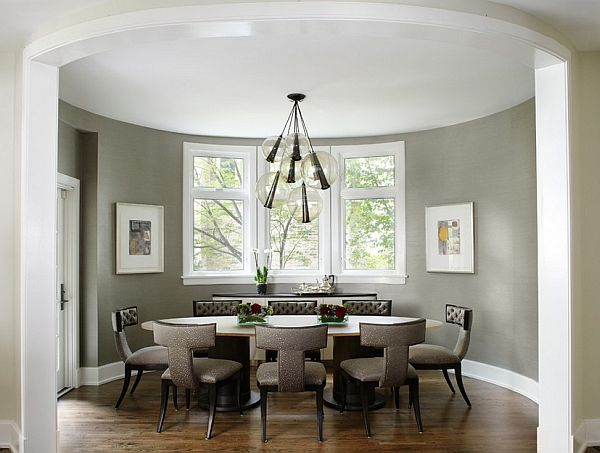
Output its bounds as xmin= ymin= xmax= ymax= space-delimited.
xmin=286 ymin=182 xmax=324 ymax=223
xmin=256 ymin=93 xmax=338 ymax=223
xmin=261 ymin=135 xmax=288 ymax=163
xmin=301 ymin=150 xmax=339 ymax=190
xmin=279 ymin=154 xmax=303 ymax=185
xmin=255 ymin=171 xmax=291 ymax=209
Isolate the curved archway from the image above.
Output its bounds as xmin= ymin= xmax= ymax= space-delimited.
xmin=20 ymin=3 xmax=572 ymax=451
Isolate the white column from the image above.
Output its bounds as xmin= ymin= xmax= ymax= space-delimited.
xmin=21 ymin=60 xmax=59 ymax=453
xmin=535 ymin=62 xmax=572 ymax=452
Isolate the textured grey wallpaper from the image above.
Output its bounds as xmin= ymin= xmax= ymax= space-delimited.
xmin=58 ymin=98 xmax=537 ymax=379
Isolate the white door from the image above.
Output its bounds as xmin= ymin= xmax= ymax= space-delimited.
xmin=56 ymin=174 xmax=80 ymax=397
xmin=56 ymin=187 xmax=67 ymax=394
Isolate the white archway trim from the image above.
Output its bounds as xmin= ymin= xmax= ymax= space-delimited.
xmin=19 ymin=3 xmax=573 ymax=452
xmin=25 ymin=2 xmax=570 ymax=70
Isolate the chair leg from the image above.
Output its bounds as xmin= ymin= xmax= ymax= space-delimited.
xmin=206 ymin=384 xmax=217 ymax=440
xmin=394 ymin=386 xmax=400 ymax=409
xmin=157 ymin=380 xmax=170 ymax=433
xmin=316 ymin=386 xmax=324 ymax=442
xmin=454 ymin=364 xmax=472 ymax=406
xmin=340 ymin=378 xmax=347 ymax=413
xmin=442 ymin=369 xmax=456 ymax=393
xmin=260 ymin=386 xmax=268 ymax=442
xmin=115 ymin=364 xmax=132 ymax=408
xmin=185 ymin=388 xmax=191 ymax=410
xmin=360 ymin=383 xmax=372 ymax=438
xmin=130 ymin=369 xmax=143 ymax=394
xmin=408 ymin=379 xmax=424 ymax=433
xmin=172 ymin=386 xmax=179 ymax=411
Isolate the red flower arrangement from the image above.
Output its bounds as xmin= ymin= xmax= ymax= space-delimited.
xmin=315 ymin=303 xmax=352 ymax=323
xmin=232 ymin=302 xmax=273 ymax=324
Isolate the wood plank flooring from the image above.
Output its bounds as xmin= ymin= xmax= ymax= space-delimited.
xmin=58 ymin=368 xmax=538 ymax=453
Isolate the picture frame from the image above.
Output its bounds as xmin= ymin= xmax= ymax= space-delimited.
xmin=425 ymin=202 xmax=474 ymax=273
xmin=116 ymin=202 xmax=164 ymax=274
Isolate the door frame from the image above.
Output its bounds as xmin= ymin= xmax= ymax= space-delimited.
xmin=57 ymin=173 xmax=80 ymax=392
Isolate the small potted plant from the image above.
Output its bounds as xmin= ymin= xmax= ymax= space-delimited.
xmin=252 ymin=248 xmax=271 ymax=294
xmin=232 ymin=303 xmax=273 ymax=324
xmin=315 ymin=303 xmax=353 ymax=324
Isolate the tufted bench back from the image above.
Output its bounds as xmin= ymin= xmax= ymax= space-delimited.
xmin=268 ymin=300 xmax=317 ymax=315
xmin=192 ymin=300 xmax=242 ymax=317
xmin=343 ymin=300 xmax=392 ymax=316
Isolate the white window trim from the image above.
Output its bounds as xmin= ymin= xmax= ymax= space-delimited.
xmin=182 ymin=142 xmax=257 ymax=285
xmin=183 ymin=141 xmax=406 ymax=285
xmin=331 ymin=142 xmax=407 ymax=284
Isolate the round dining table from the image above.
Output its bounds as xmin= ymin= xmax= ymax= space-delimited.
xmin=142 ymin=315 xmax=442 ymax=411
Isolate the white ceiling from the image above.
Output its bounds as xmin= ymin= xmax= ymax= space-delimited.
xmin=2 ymin=0 xmax=598 ymax=138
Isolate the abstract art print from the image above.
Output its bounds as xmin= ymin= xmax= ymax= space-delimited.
xmin=426 ymin=202 xmax=474 ymax=273
xmin=116 ymin=203 xmax=164 ymax=274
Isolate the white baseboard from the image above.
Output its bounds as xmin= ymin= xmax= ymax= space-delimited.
xmin=0 ymin=420 xmax=22 ymax=453
xmin=79 ymin=362 xmax=130 ymax=386
xmin=85 ymin=359 xmax=539 ymax=404
xmin=574 ymin=418 xmax=600 ymax=453
xmin=460 ymin=359 xmax=539 ymax=403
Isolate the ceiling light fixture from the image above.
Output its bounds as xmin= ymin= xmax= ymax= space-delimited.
xmin=255 ymin=93 xmax=339 ymax=223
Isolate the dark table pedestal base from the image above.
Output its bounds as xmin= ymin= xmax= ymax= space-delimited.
xmin=323 ymin=389 xmax=387 ymax=411
xmin=198 ymin=389 xmax=260 ymax=412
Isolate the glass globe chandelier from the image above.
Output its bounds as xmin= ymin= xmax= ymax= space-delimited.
xmin=256 ymin=93 xmax=338 ymax=223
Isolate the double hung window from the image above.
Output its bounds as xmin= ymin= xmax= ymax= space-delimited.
xmin=182 ymin=143 xmax=256 ymax=283
xmin=332 ymin=142 xmax=406 ymax=283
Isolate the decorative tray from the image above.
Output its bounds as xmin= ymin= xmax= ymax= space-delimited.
xmin=292 ymin=286 xmax=336 ymax=295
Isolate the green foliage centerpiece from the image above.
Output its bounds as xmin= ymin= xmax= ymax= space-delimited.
xmin=233 ymin=303 xmax=273 ymax=324
xmin=316 ymin=303 xmax=352 ymax=324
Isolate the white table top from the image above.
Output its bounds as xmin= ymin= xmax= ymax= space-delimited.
xmin=141 ymin=315 xmax=442 ymax=337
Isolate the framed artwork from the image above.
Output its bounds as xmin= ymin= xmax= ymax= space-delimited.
xmin=116 ymin=202 xmax=164 ymax=274
xmin=425 ymin=202 xmax=474 ymax=273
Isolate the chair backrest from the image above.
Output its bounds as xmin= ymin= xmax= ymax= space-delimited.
xmin=359 ymin=319 xmax=426 ymax=388
xmin=343 ymin=300 xmax=392 ymax=316
xmin=445 ymin=304 xmax=473 ymax=360
xmin=268 ymin=300 xmax=317 ymax=315
xmin=192 ymin=300 xmax=242 ymax=317
xmin=153 ymin=321 xmax=217 ymax=389
xmin=255 ymin=324 xmax=328 ymax=392
xmin=111 ymin=306 xmax=139 ymax=361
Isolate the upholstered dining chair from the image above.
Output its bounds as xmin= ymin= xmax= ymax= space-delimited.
xmin=265 ymin=300 xmax=320 ymax=362
xmin=339 ymin=318 xmax=426 ymax=438
xmin=254 ymin=323 xmax=329 ymax=442
xmin=112 ymin=306 xmax=169 ymax=408
xmin=152 ymin=321 xmax=243 ymax=438
xmin=409 ymin=304 xmax=473 ymax=406
xmin=342 ymin=299 xmax=392 ymax=316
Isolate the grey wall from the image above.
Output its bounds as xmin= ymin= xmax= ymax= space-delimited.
xmin=58 ymin=98 xmax=537 ymax=379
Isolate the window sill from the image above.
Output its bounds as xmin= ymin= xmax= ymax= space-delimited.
xmin=181 ymin=274 xmax=407 ymax=285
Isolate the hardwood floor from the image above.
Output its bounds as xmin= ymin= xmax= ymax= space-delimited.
xmin=58 ymin=368 xmax=538 ymax=453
